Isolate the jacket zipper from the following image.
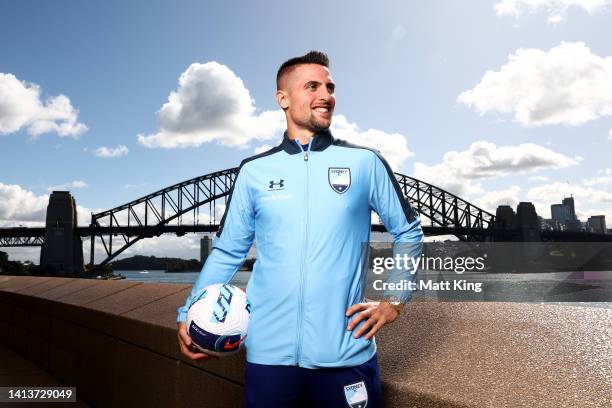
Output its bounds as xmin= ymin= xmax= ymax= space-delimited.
xmin=295 ymin=138 xmax=312 ymax=365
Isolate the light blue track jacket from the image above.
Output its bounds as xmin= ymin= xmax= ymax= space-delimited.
xmin=177 ymin=130 xmax=423 ymax=369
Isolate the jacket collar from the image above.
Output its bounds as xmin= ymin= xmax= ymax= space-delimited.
xmin=279 ymin=129 xmax=334 ymax=155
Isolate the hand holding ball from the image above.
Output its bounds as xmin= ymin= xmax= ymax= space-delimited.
xmin=186 ymin=284 xmax=250 ymax=357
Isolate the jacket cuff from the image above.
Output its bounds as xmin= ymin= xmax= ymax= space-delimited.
xmin=176 ymin=307 xmax=187 ymax=323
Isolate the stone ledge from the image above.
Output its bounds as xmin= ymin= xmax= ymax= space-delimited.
xmin=1 ymin=276 xmax=610 ymax=407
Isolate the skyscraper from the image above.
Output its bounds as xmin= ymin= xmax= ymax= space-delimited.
xmin=562 ymin=196 xmax=577 ymax=221
xmin=551 ymin=204 xmax=571 ymax=224
xmin=551 ymin=196 xmax=581 ymax=231
xmin=587 ymin=215 xmax=606 ymax=234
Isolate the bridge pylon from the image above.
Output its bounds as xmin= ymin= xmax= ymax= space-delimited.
xmin=40 ymin=191 xmax=84 ymax=276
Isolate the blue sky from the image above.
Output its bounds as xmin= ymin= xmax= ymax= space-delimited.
xmin=2 ymin=0 xmax=612 ymax=261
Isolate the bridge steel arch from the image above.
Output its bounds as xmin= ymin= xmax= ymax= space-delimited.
xmin=89 ymin=168 xmax=237 ymax=266
xmin=89 ymin=168 xmax=495 ymax=266
xmin=394 ymin=174 xmax=494 ymax=229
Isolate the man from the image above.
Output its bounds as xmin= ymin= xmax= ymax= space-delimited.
xmin=177 ymin=51 xmax=423 ymax=407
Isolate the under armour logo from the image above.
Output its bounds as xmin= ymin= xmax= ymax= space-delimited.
xmin=268 ymin=179 xmax=285 ymax=190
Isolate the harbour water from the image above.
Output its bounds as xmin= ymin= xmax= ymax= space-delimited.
xmin=119 ymin=270 xmax=251 ymax=286
xmin=118 ymin=269 xmax=612 ymax=308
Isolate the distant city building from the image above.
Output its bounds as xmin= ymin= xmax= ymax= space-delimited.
xmin=567 ymin=220 xmax=582 ymax=232
xmin=551 ymin=204 xmax=571 ymax=224
xmin=551 ymin=196 xmax=581 ymax=231
xmin=540 ymin=218 xmax=561 ymax=231
xmin=516 ymin=202 xmax=540 ymax=241
xmin=562 ymin=196 xmax=577 ymax=220
xmin=495 ymin=202 xmax=541 ymax=240
xmin=587 ymin=215 xmax=606 ymax=234
xmin=495 ymin=205 xmax=517 ymax=230
xmin=200 ymin=235 xmax=212 ymax=266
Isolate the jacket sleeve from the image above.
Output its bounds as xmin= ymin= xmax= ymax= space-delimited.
xmin=369 ymin=152 xmax=424 ymax=304
xmin=176 ymin=166 xmax=255 ymax=323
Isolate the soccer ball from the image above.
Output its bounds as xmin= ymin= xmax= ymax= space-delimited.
xmin=186 ymin=283 xmax=250 ymax=357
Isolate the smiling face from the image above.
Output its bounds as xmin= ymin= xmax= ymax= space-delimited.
xmin=276 ymin=63 xmax=336 ymax=136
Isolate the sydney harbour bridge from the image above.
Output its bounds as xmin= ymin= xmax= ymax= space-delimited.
xmin=1 ymin=167 xmax=611 ymax=274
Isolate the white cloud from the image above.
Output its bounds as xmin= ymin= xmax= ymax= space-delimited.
xmin=494 ymin=0 xmax=609 ymax=23
xmin=420 ymin=140 xmax=575 ymax=178
xmin=72 ymin=180 xmax=88 ymax=189
xmin=47 ymin=180 xmax=88 ymax=192
xmin=80 ymin=200 xmax=227 ymax=263
xmin=458 ymin=42 xmax=612 ymax=126
xmin=527 ymin=182 xmax=612 ymax=218
xmin=413 ymin=162 xmax=484 ymax=198
xmin=583 ymin=168 xmax=612 ymax=186
xmin=0 ymin=73 xmax=87 ymax=137
xmin=94 ymin=144 xmax=129 ymax=158
xmin=331 ymin=115 xmax=414 ymax=170
xmin=413 ymin=141 xmax=577 ymax=198
xmin=253 ymin=144 xmax=273 ymax=154
xmin=412 ymin=162 xmax=484 ymax=199
xmin=75 ymin=204 xmax=113 ymax=230
xmin=115 ymin=234 xmax=203 ymax=261
xmin=0 ymin=181 xmax=230 ymax=264
xmin=248 ymin=117 xmax=414 ymax=169
xmin=0 ymin=183 xmax=49 ymax=225
xmin=473 ymin=186 xmax=522 ymax=212
xmin=0 ymin=182 xmax=104 ymax=228
xmin=79 ymin=196 xmax=227 ymax=262
xmin=73 ymin=206 xmax=224 ymax=262
xmin=136 ymin=61 xmax=415 ymax=170
xmin=137 ymin=62 xmax=286 ymax=148
xmin=0 ymin=247 xmax=41 ymax=263
xmin=248 ymin=116 xmax=414 ymax=169
xmin=576 ymin=208 xmax=612 ymax=228
xmin=608 ymin=128 xmax=612 ymax=139
xmin=2 ymin=228 xmax=209 ymax=264
xmin=528 ymin=175 xmax=550 ymax=181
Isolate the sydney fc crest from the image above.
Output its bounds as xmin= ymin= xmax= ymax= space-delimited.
xmin=343 ymin=381 xmax=368 ymax=408
xmin=328 ymin=167 xmax=351 ymax=194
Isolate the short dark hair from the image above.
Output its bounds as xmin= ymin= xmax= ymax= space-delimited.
xmin=276 ymin=51 xmax=330 ymax=89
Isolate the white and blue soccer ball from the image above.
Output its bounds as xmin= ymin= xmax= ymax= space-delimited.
xmin=186 ymin=283 xmax=250 ymax=357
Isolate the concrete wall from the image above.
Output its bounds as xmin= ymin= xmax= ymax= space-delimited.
xmin=1 ymin=276 xmax=610 ymax=407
